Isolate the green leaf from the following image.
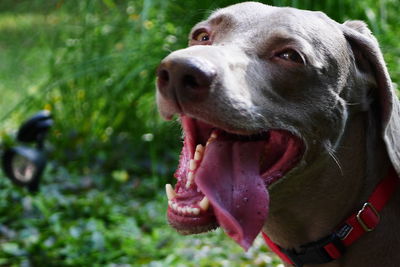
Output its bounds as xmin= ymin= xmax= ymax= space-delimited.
xmin=1 ymin=243 xmax=24 ymax=256
xmin=112 ymin=170 xmax=129 ymax=183
xmin=102 ymin=0 xmax=116 ymax=9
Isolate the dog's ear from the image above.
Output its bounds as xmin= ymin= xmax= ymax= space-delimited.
xmin=341 ymin=20 xmax=400 ymax=175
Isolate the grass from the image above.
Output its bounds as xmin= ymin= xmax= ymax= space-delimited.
xmin=0 ymin=167 xmax=280 ymax=266
xmin=0 ymin=13 xmax=54 ymax=130
xmin=0 ymin=0 xmax=399 ymax=266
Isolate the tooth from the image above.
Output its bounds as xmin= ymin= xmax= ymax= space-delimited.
xmin=180 ymin=206 xmax=186 ymax=214
xmin=196 ymin=144 xmax=204 ymax=152
xmin=187 ymin=207 xmax=194 ymax=214
xmin=199 ymin=197 xmax=210 ymax=211
xmin=195 ymin=144 xmax=204 ymax=160
xmin=194 ymin=151 xmax=202 ymax=161
xmin=189 ymin=159 xmax=197 ymax=171
xmin=184 ymin=207 xmax=190 ymax=214
xmin=192 ymin=208 xmax=200 ymax=215
xmin=206 ymin=131 xmax=218 ymax=146
xmin=166 ymin=184 xmax=176 ymax=200
xmin=186 ymin=172 xmax=195 ymax=188
xmin=188 ymin=171 xmax=194 ymax=181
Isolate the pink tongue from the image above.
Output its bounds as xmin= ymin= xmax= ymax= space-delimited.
xmin=195 ymin=140 xmax=269 ymax=250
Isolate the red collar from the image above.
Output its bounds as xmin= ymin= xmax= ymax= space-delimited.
xmin=262 ymin=167 xmax=399 ymax=267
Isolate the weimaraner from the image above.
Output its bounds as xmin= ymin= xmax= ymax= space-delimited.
xmin=155 ymin=2 xmax=400 ymax=266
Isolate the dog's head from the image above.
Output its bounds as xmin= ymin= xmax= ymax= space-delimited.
xmin=156 ymin=2 xmax=399 ymax=250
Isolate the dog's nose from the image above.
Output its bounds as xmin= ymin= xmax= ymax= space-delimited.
xmin=156 ymin=57 xmax=216 ymax=102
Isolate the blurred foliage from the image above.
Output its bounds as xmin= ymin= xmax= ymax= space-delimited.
xmin=0 ymin=0 xmax=399 ymax=266
xmin=0 ymin=166 xmax=280 ymax=266
xmin=1 ymin=0 xmax=399 ymax=178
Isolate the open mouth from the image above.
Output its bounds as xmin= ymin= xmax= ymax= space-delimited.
xmin=166 ymin=115 xmax=304 ymax=250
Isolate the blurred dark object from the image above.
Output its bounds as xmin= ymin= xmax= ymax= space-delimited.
xmin=2 ymin=110 xmax=53 ymax=192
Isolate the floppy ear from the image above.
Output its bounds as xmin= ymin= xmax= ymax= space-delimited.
xmin=341 ymin=20 xmax=400 ymax=175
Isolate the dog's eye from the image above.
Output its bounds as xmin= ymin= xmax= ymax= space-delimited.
xmin=277 ymin=49 xmax=305 ymax=64
xmin=192 ymin=30 xmax=210 ymax=42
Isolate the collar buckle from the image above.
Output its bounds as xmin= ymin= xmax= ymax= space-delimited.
xmin=356 ymin=202 xmax=380 ymax=232
xmin=279 ymin=232 xmax=346 ymax=267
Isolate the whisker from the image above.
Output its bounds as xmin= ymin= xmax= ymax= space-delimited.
xmin=327 ymin=148 xmax=343 ymax=176
xmin=346 ymin=102 xmax=361 ymax=106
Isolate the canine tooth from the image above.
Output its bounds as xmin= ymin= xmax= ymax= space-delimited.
xmin=199 ymin=197 xmax=210 ymax=211
xmin=192 ymin=208 xmax=200 ymax=215
xmin=194 ymin=151 xmax=202 ymax=161
xmin=206 ymin=131 xmax=218 ymax=146
xmin=196 ymin=144 xmax=204 ymax=153
xmin=172 ymin=203 xmax=178 ymax=210
xmin=189 ymin=159 xmax=197 ymax=171
xmin=165 ymin=184 xmax=176 ymax=200
xmin=185 ymin=181 xmax=192 ymax=189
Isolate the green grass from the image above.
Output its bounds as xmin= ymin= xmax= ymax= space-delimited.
xmin=0 ymin=167 xmax=280 ymax=266
xmin=0 ymin=0 xmax=399 ymax=266
xmin=0 ymin=13 xmax=53 ymax=130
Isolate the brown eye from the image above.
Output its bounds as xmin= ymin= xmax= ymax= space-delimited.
xmin=277 ymin=49 xmax=305 ymax=64
xmin=193 ymin=30 xmax=210 ymax=42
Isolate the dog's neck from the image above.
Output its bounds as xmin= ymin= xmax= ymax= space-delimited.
xmin=263 ymin=108 xmax=391 ymax=251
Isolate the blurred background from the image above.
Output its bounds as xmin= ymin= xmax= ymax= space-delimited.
xmin=0 ymin=0 xmax=398 ymax=266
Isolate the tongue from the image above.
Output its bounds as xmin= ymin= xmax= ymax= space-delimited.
xmin=195 ymin=140 xmax=269 ymax=250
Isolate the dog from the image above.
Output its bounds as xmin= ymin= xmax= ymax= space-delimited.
xmin=155 ymin=2 xmax=400 ymax=266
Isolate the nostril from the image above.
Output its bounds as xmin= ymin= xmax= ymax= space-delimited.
xmin=159 ymin=69 xmax=169 ymax=82
xmin=182 ymin=74 xmax=199 ymax=89
xmin=181 ymin=67 xmax=215 ymax=91
xmin=157 ymin=68 xmax=170 ymax=89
